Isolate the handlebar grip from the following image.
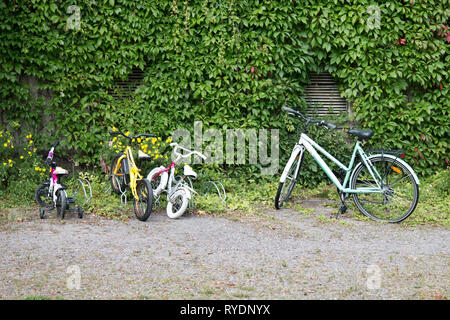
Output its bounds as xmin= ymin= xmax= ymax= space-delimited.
xmin=109 ymin=131 xmax=120 ymax=136
xmin=140 ymin=133 xmax=157 ymax=138
xmin=282 ymin=106 xmax=297 ymax=114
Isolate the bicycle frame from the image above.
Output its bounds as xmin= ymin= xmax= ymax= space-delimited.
xmin=48 ymin=169 xmax=67 ymax=203
xmin=113 ymin=145 xmax=143 ymax=199
xmin=281 ymin=133 xmax=384 ymax=194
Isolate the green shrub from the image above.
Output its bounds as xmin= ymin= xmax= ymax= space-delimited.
xmin=0 ymin=125 xmax=43 ymax=206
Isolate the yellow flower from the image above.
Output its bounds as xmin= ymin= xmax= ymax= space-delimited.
xmin=100 ymin=141 xmax=103 ymax=145
xmin=8 ymin=159 xmax=12 ymax=163
xmin=137 ymin=138 xmax=141 ymax=143
xmin=151 ymin=138 xmax=157 ymax=144
xmin=29 ymin=140 xmax=33 ymax=144
xmin=10 ymin=145 xmax=14 ymax=148
xmin=158 ymin=137 xmax=161 ymax=141
xmin=3 ymin=162 xmax=6 ymax=166
xmin=20 ymin=156 xmax=24 ymax=159
xmin=3 ymin=143 xmax=7 ymax=147
xmin=35 ymin=167 xmax=40 ymax=171
xmin=166 ymin=137 xmax=172 ymax=143
xmin=28 ymin=152 xmax=32 ymax=156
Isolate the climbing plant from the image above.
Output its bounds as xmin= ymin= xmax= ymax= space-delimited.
xmin=0 ymin=0 xmax=448 ymax=178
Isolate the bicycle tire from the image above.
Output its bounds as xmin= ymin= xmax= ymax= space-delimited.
xmin=351 ymin=156 xmax=419 ymax=223
xmin=133 ymin=178 xmax=153 ymax=221
xmin=110 ymin=153 xmax=127 ymax=194
xmin=275 ymin=151 xmax=304 ymax=209
xmin=56 ymin=189 xmax=67 ymax=220
xmin=166 ymin=188 xmax=190 ymax=219
xmin=35 ymin=182 xmax=53 ymax=209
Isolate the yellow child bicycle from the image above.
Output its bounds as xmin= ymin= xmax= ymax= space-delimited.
xmin=109 ymin=130 xmax=156 ymax=221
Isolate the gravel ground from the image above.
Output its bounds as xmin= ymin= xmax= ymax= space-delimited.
xmin=0 ymin=202 xmax=449 ymax=300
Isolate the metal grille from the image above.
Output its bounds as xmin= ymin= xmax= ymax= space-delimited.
xmin=305 ymin=72 xmax=350 ymax=116
xmin=108 ymin=67 xmax=144 ymax=99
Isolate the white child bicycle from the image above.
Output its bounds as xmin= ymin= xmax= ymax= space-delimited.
xmin=147 ymin=143 xmax=207 ymax=219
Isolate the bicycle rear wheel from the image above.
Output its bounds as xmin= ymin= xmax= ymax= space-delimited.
xmin=35 ymin=182 xmax=53 ymax=209
xmin=133 ymin=178 xmax=153 ymax=222
xmin=110 ymin=153 xmax=127 ymax=194
xmin=275 ymin=151 xmax=304 ymax=209
xmin=56 ymin=189 xmax=67 ymax=220
xmin=351 ymin=156 xmax=419 ymax=223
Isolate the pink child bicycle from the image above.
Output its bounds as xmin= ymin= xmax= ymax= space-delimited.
xmin=34 ymin=141 xmax=84 ymax=219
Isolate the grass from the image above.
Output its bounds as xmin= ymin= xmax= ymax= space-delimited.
xmin=0 ymin=168 xmax=448 ymax=227
xmin=194 ymin=169 xmax=449 ymax=227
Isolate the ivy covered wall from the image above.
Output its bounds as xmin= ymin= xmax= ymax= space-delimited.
xmin=0 ymin=0 xmax=448 ymax=175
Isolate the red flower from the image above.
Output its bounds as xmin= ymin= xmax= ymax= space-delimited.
xmin=400 ymin=38 xmax=406 ymax=45
xmin=414 ymin=147 xmax=418 ymax=152
xmin=250 ymin=67 xmax=255 ymax=73
xmin=440 ymin=84 xmax=444 ymax=90
xmin=446 ymin=34 xmax=450 ymax=43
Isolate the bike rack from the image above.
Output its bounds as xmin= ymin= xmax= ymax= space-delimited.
xmin=106 ymin=175 xmax=128 ymax=207
xmin=201 ymin=181 xmax=227 ymax=203
xmin=71 ymin=178 xmax=92 ymax=205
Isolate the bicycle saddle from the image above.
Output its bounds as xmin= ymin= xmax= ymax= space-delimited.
xmin=347 ymin=129 xmax=374 ymax=141
xmin=138 ymin=150 xmax=152 ymax=161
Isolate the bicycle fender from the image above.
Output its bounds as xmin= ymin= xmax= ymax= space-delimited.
xmin=279 ymin=144 xmax=303 ymax=183
xmin=147 ymin=166 xmax=168 ymax=196
xmin=350 ymin=154 xmax=420 ymax=185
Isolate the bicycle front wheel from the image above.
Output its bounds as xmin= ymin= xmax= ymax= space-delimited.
xmin=275 ymin=150 xmax=304 ymax=209
xmin=166 ymin=188 xmax=190 ymax=219
xmin=133 ymin=178 xmax=153 ymax=222
xmin=351 ymin=156 xmax=419 ymax=223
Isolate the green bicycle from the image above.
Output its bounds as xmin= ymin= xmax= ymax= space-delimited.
xmin=275 ymin=106 xmax=420 ymax=223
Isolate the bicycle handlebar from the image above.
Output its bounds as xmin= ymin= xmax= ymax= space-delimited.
xmin=282 ymin=106 xmax=337 ymax=130
xmin=45 ymin=140 xmax=60 ymax=166
xmin=170 ymin=143 xmax=207 ymax=160
xmin=109 ymin=130 xmax=156 ymax=141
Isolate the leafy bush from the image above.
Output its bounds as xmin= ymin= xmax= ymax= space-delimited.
xmin=0 ymin=125 xmax=43 ymax=205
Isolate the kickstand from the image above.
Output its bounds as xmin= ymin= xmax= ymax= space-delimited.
xmin=336 ymin=192 xmax=348 ymax=219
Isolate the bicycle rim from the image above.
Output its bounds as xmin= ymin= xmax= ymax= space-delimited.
xmin=351 ymin=157 xmax=419 ymax=222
